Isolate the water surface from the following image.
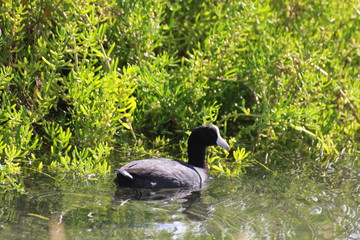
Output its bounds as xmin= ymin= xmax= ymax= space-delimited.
xmin=0 ymin=165 xmax=359 ymax=239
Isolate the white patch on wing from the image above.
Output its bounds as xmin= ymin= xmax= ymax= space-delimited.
xmin=119 ymin=169 xmax=133 ymax=179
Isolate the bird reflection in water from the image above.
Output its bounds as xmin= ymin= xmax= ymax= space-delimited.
xmin=113 ymin=187 xmax=211 ymax=221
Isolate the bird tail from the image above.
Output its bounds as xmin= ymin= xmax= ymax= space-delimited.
xmin=115 ymin=169 xmax=133 ymax=179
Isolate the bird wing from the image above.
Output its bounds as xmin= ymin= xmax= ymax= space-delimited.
xmin=119 ymin=159 xmax=202 ymax=188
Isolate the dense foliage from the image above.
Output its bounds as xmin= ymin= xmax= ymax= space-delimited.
xmin=0 ymin=0 xmax=359 ymax=192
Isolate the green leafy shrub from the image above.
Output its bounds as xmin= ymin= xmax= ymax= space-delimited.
xmin=0 ymin=0 xmax=136 ymax=192
xmin=0 ymin=0 xmax=359 ymax=192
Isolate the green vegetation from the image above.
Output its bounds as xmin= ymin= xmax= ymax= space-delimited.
xmin=0 ymin=0 xmax=359 ymax=192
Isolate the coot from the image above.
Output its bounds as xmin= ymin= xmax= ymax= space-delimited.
xmin=114 ymin=125 xmax=230 ymax=189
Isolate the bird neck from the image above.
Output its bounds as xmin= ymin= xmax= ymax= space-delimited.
xmin=188 ymin=144 xmax=208 ymax=169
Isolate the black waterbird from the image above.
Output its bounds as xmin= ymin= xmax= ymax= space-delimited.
xmin=114 ymin=125 xmax=230 ymax=189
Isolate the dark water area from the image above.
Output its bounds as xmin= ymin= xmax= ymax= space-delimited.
xmin=0 ymin=160 xmax=359 ymax=239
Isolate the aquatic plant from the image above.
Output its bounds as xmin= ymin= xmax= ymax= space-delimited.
xmin=0 ymin=0 xmax=359 ymax=192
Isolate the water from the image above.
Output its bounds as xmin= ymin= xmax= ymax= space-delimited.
xmin=0 ymin=166 xmax=359 ymax=239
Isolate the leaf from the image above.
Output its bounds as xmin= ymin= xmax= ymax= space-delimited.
xmin=41 ymin=57 xmax=55 ymax=68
